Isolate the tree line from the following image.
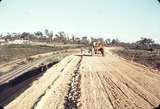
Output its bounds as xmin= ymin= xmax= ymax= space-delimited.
xmin=0 ymin=30 xmax=160 ymax=50
xmin=0 ymin=29 xmax=88 ymax=44
xmin=0 ymin=30 xmax=122 ymax=46
xmin=119 ymin=37 xmax=160 ymax=51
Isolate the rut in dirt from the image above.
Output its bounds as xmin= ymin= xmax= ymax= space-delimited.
xmin=64 ymin=56 xmax=82 ymax=109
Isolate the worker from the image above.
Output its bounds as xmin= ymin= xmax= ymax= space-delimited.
xmin=45 ymin=64 xmax=48 ymax=70
xmin=99 ymin=44 xmax=104 ymax=56
xmin=40 ymin=63 xmax=45 ymax=73
xmin=93 ymin=42 xmax=96 ymax=54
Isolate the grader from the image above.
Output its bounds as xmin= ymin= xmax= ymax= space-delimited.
xmin=81 ymin=41 xmax=104 ymax=56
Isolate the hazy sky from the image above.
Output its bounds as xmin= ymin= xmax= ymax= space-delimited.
xmin=0 ymin=0 xmax=160 ymax=43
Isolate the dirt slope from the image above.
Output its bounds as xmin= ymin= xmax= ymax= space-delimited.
xmin=5 ymin=48 xmax=160 ymax=109
xmin=5 ymin=55 xmax=81 ymax=109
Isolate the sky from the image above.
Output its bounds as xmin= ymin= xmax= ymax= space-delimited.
xmin=0 ymin=0 xmax=160 ymax=43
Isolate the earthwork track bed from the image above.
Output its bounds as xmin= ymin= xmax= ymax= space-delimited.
xmin=4 ymin=48 xmax=160 ymax=109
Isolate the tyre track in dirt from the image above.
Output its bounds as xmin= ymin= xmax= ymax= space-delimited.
xmin=79 ymin=48 xmax=160 ymax=109
xmin=97 ymin=72 xmax=142 ymax=109
xmin=98 ymin=70 xmax=154 ymax=109
xmin=101 ymin=51 xmax=160 ymax=102
xmin=104 ymin=48 xmax=160 ymax=98
xmin=80 ymin=57 xmax=114 ymax=109
xmin=81 ymin=56 xmax=140 ymax=109
xmin=100 ymin=58 xmax=160 ymax=108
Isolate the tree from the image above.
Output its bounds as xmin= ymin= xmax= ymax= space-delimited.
xmin=34 ymin=31 xmax=43 ymax=37
xmin=0 ymin=34 xmax=2 ymax=38
xmin=97 ymin=38 xmax=104 ymax=42
xmin=21 ymin=32 xmax=30 ymax=40
xmin=66 ymin=34 xmax=70 ymax=43
xmin=54 ymin=31 xmax=67 ymax=43
xmin=34 ymin=31 xmax=43 ymax=41
xmin=82 ymin=36 xmax=89 ymax=45
xmin=58 ymin=31 xmax=66 ymax=37
xmin=136 ymin=37 xmax=155 ymax=50
xmin=44 ymin=29 xmax=53 ymax=43
xmin=12 ymin=33 xmax=21 ymax=39
xmin=72 ymin=35 xmax=75 ymax=44
xmin=90 ymin=37 xmax=95 ymax=43
xmin=111 ymin=38 xmax=120 ymax=46
xmin=44 ymin=29 xmax=49 ymax=37
xmin=136 ymin=37 xmax=154 ymax=45
xmin=82 ymin=36 xmax=87 ymax=41
xmin=49 ymin=31 xmax=53 ymax=42
xmin=5 ymin=32 xmax=12 ymax=40
xmin=105 ymin=38 xmax=111 ymax=45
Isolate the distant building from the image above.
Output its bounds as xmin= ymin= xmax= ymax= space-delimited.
xmin=8 ymin=39 xmax=30 ymax=44
xmin=0 ymin=39 xmax=6 ymax=45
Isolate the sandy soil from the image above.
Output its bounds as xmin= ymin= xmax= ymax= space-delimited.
xmin=80 ymin=48 xmax=160 ymax=109
xmin=4 ymin=47 xmax=160 ymax=109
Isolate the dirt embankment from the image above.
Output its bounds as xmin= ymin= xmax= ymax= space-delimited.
xmin=4 ymin=47 xmax=160 ymax=109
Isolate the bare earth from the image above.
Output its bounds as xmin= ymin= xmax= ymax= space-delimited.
xmin=5 ymin=48 xmax=160 ymax=109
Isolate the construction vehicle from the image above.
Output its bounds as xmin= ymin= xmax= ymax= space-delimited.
xmin=92 ymin=41 xmax=104 ymax=56
xmin=81 ymin=47 xmax=92 ymax=56
xmin=81 ymin=41 xmax=104 ymax=56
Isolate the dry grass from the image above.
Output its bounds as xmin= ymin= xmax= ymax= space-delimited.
xmin=0 ymin=44 xmax=79 ymax=65
xmin=112 ymin=48 xmax=160 ymax=70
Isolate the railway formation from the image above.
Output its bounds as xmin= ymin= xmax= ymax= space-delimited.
xmin=2 ymin=48 xmax=160 ymax=109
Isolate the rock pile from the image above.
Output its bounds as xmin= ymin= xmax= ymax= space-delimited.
xmin=64 ymin=59 xmax=82 ymax=109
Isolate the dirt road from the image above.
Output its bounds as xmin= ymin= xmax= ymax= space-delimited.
xmin=4 ymin=48 xmax=160 ymax=109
